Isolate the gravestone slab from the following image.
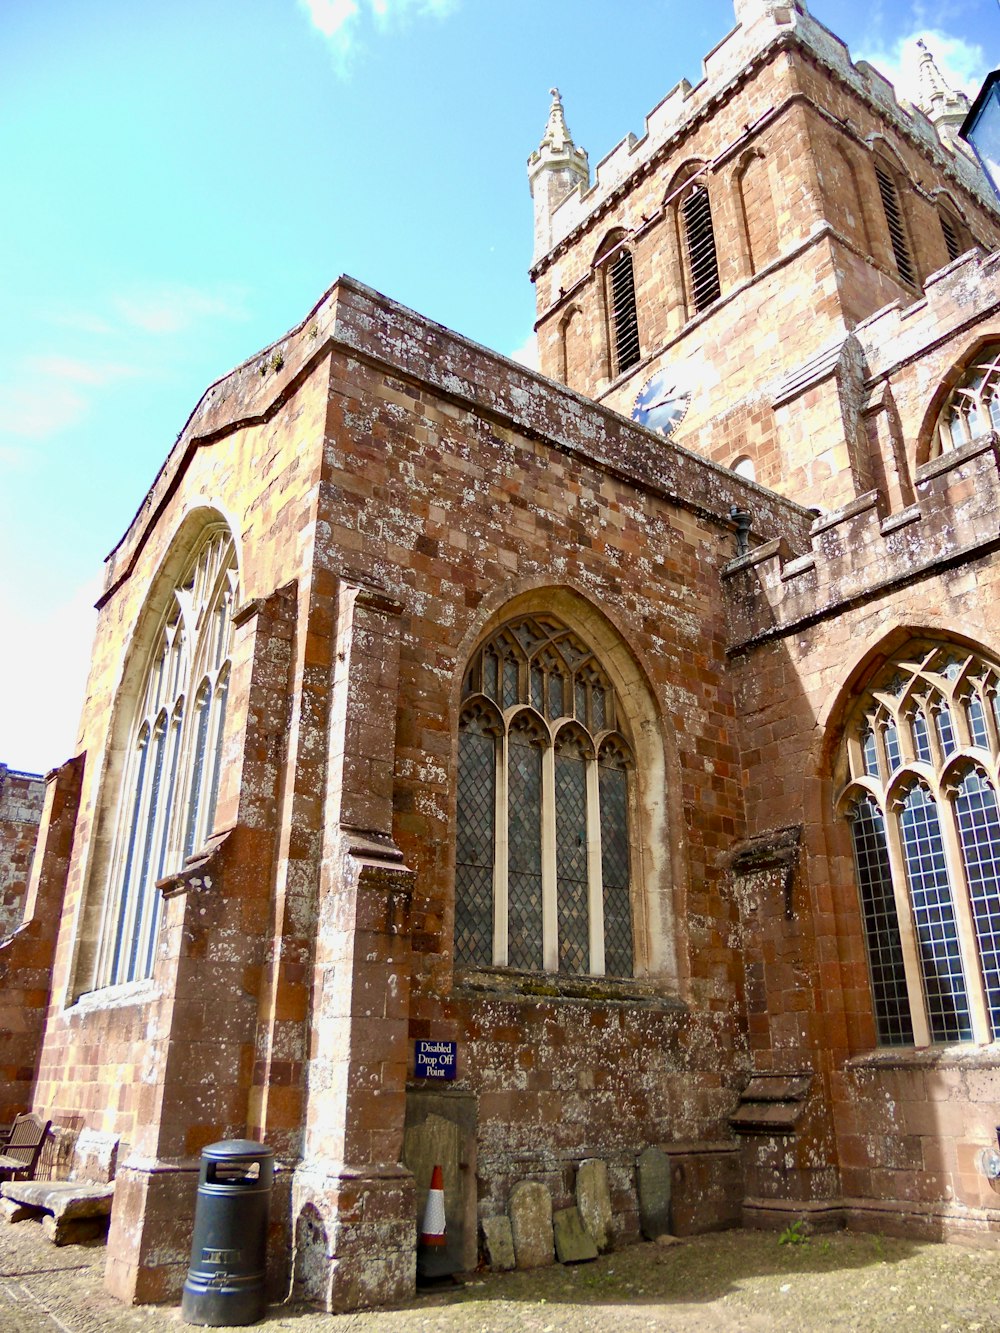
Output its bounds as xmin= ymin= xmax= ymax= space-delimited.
xmin=481 ymin=1215 xmax=515 ymax=1270
xmin=576 ymin=1158 xmax=613 ymax=1252
xmin=508 ymin=1180 xmax=554 ymax=1269
xmin=637 ymin=1146 xmax=673 ymax=1240
xmin=553 ymin=1206 xmax=598 ymax=1263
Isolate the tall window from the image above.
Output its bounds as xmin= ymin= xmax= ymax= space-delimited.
xmin=596 ymin=234 xmax=641 ymax=379
xmin=841 ymin=642 xmax=1000 ymax=1046
xmin=681 ymin=185 xmax=721 ymax=313
xmin=874 ymin=160 xmax=915 ymax=285
xmin=455 ymin=614 xmax=635 ymax=977
xmin=934 ymin=343 xmax=1000 ymax=454
xmin=96 ymin=528 xmax=237 ymax=987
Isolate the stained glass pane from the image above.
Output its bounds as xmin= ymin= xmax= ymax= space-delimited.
xmin=954 ymin=770 xmax=1000 ymax=1038
xmin=599 ymin=759 xmax=633 ymax=976
xmin=884 ymin=722 xmax=901 ymax=773
xmin=900 ymin=785 xmax=972 ymax=1042
xmin=968 ymin=695 xmax=989 ymax=749
xmin=484 ymin=650 xmax=499 ymax=702
xmin=862 ymin=727 xmax=879 ymax=777
xmin=455 ymin=725 xmax=496 ymax=967
xmin=849 ymin=798 xmax=913 ymax=1046
xmin=530 ymin=664 xmax=544 ymax=713
xmin=507 ymin=731 xmax=543 ymax=970
xmin=548 ymin=671 xmax=565 ymax=720
xmin=575 ymin=679 xmax=587 ymax=725
xmin=592 ymin=685 xmax=606 ymax=732
xmin=912 ymin=710 xmax=932 ymax=763
xmin=555 ymin=749 xmax=589 ymax=974
xmin=502 ymin=657 xmax=520 ymax=709
xmin=936 ymin=706 xmax=957 ymax=758
xmin=127 ymin=719 xmax=167 ymax=982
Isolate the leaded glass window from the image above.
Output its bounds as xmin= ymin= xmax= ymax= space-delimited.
xmin=456 ymin=614 xmax=635 ymax=977
xmin=842 ymin=640 xmax=1000 ymax=1046
xmin=935 ymin=343 xmax=1000 ymax=454
xmin=97 ymin=527 xmax=237 ymax=987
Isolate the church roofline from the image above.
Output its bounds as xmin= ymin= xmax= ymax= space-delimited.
xmin=99 ymin=274 xmax=814 ymax=607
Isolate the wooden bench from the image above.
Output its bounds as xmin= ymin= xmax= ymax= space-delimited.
xmin=1 ymin=1180 xmax=114 ymax=1245
xmin=0 ymin=1113 xmax=50 ymax=1184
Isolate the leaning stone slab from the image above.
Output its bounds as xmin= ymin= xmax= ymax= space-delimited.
xmin=576 ymin=1158 xmax=613 ymax=1252
xmin=1 ymin=1181 xmax=114 ymax=1223
xmin=553 ymin=1206 xmax=598 ymax=1263
xmin=481 ymin=1215 xmax=515 ymax=1270
xmin=637 ymin=1146 xmax=672 ymax=1241
xmin=42 ymin=1212 xmax=109 ymax=1246
xmin=508 ymin=1180 xmax=553 ymax=1269
xmin=0 ymin=1197 xmax=35 ymax=1224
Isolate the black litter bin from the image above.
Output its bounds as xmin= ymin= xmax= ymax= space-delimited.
xmin=181 ymin=1139 xmax=274 ymax=1327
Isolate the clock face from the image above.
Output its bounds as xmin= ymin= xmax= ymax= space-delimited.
xmin=631 ymin=368 xmax=691 ymax=437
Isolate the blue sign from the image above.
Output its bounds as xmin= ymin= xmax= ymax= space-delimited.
xmin=414 ymin=1040 xmax=457 ymax=1080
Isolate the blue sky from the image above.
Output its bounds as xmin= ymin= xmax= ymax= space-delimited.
xmin=0 ymin=0 xmax=994 ymax=774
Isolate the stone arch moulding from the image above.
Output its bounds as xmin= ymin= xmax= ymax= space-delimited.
xmin=817 ymin=621 xmax=1000 ymax=776
xmin=68 ymin=505 xmax=242 ymax=999
xmin=450 ymin=581 xmax=681 ymax=990
xmin=915 ymin=330 xmax=1000 ymax=467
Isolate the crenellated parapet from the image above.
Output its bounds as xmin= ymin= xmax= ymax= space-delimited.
xmin=724 ymin=431 xmax=1000 ymax=653
xmin=531 ymin=2 xmax=993 ymax=278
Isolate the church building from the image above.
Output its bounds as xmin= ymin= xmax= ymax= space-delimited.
xmin=4 ymin=0 xmax=1000 ymax=1311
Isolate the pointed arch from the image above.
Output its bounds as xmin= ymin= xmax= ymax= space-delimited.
xmin=833 ymin=632 xmax=1000 ymax=1047
xmin=82 ymin=512 xmax=240 ymax=991
xmin=454 ymin=594 xmax=669 ymax=983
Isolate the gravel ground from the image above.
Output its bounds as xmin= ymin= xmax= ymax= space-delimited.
xmin=3 ymin=1220 xmax=1000 ymax=1333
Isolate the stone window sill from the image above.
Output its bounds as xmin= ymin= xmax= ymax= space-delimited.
xmin=846 ymin=1044 xmax=1000 ymax=1072
xmin=453 ymin=965 xmax=684 ymax=1010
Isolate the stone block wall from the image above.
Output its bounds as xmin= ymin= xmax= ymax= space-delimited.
xmin=0 ymin=764 xmax=44 ymax=939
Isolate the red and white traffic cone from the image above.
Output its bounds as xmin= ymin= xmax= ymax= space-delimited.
xmin=417 ymin=1163 xmax=451 ymax=1284
xmin=420 ymin=1164 xmax=447 ymax=1248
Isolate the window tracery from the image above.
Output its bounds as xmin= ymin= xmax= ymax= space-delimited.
xmin=934 ymin=343 xmax=1000 ymax=453
xmin=841 ymin=641 xmax=1000 ymax=1046
xmin=455 ymin=614 xmax=635 ymax=977
xmin=96 ymin=528 xmax=237 ymax=987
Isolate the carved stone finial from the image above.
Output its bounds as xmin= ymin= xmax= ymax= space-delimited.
xmin=915 ymin=38 xmax=971 ymax=131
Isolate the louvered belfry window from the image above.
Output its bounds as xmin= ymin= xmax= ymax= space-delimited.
xmin=940 ymin=212 xmax=961 ymax=263
xmin=608 ymin=247 xmax=641 ymax=375
xmin=841 ymin=642 xmax=1000 ymax=1047
xmin=455 ymin=614 xmax=635 ymax=977
xmin=875 ymin=163 xmax=915 ymax=285
xmin=682 ymin=186 xmax=721 ymax=312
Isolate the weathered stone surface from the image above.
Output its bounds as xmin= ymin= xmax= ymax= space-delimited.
xmin=41 ymin=1213 xmax=109 ymax=1246
xmin=553 ymin=1206 xmax=598 ymax=1263
xmin=508 ymin=1181 xmax=553 ymax=1269
xmin=2 ymin=1181 xmax=114 ymax=1222
xmin=0 ymin=1196 xmax=35 ymax=1224
xmin=575 ymin=1159 xmax=613 ymax=1252
xmin=481 ymin=1215 xmax=515 ymax=1270
xmin=637 ymin=1147 xmax=672 ymax=1241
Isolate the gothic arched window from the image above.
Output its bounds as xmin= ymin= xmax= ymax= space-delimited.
xmin=595 ymin=233 xmax=640 ymax=378
xmin=934 ymin=343 xmax=1000 ymax=454
xmin=96 ymin=527 xmax=237 ymax=987
xmin=455 ymin=614 xmax=635 ymax=977
xmin=841 ymin=641 xmax=1000 ymax=1046
xmin=874 ymin=156 xmax=916 ymax=286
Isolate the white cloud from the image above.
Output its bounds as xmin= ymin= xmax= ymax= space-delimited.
xmin=298 ymin=0 xmax=458 ymax=62
xmin=0 ymin=282 xmax=251 ymax=445
xmin=857 ymin=29 xmax=987 ymax=104
xmin=111 ymin=283 xmax=248 ymax=336
xmin=0 ymin=574 xmax=101 ymax=774
xmin=509 ymin=333 xmax=539 ymax=371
